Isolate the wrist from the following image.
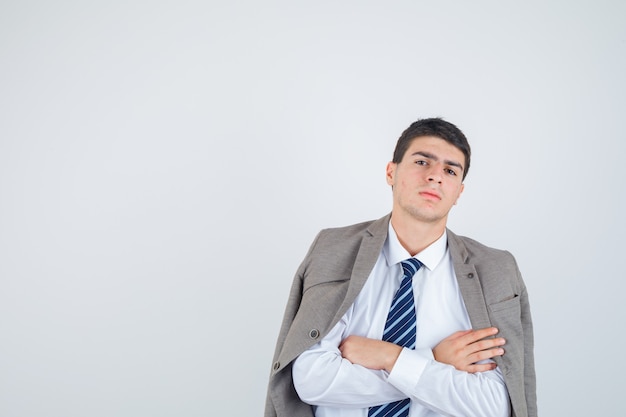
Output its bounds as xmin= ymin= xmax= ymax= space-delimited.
xmin=384 ymin=343 xmax=403 ymax=372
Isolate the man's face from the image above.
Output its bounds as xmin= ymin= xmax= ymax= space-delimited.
xmin=386 ymin=136 xmax=465 ymax=226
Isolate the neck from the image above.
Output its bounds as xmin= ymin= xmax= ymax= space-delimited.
xmin=390 ymin=214 xmax=446 ymax=256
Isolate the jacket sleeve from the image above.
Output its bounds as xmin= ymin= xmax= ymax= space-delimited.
xmin=264 ymin=232 xmax=323 ymax=417
xmin=519 ymin=275 xmax=537 ymax=417
xmin=504 ymin=253 xmax=537 ymax=417
xmin=497 ymin=252 xmax=537 ymax=417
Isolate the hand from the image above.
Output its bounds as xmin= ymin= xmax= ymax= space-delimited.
xmin=339 ymin=335 xmax=402 ymax=372
xmin=432 ymin=327 xmax=505 ymax=373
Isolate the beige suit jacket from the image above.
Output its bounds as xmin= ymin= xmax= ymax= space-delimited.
xmin=265 ymin=214 xmax=537 ymax=417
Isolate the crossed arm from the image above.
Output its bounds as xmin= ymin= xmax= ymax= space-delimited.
xmin=339 ymin=326 xmax=505 ymax=373
xmin=293 ymin=326 xmax=510 ymax=416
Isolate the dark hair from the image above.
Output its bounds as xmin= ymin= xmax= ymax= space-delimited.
xmin=392 ymin=117 xmax=471 ymax=180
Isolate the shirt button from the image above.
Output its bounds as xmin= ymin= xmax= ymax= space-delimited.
xmin=309 ymin=329 xmax=320 ymax=339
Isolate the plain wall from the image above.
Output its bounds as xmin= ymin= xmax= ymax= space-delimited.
xmin=1 ymin=1 xmax=625 ymax=415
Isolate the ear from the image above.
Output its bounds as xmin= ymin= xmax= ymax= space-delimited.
xmin=386 ymin=162 xmax=396 ymax=186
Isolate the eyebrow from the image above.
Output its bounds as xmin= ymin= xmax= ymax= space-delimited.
xmin=410 ymin=151 xmax=464 ymax=171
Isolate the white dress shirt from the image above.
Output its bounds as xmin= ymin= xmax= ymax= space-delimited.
xmin=292 ymin=224 xmax=510 ymax=417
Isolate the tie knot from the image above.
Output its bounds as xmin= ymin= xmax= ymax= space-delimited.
xmin=401 ymin=258 xmax=422 ymax=279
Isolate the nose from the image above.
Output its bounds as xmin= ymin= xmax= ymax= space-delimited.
xmin=427 ymin=166 xmax=443 ymax=184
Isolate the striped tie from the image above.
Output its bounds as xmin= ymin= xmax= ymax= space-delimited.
xmin=368 ymin=257 xmax=422 ymax=417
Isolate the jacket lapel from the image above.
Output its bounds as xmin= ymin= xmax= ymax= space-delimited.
xmin=330 ymin=214 xmax=390 ymax=326
xmin=447 ymin=229 xmax=492 ymax=330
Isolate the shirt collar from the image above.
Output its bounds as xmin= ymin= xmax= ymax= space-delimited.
xmin=384 ymin=222 xmax=448 ymax=272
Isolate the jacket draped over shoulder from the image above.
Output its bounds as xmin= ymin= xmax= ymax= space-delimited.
xmin=264 ymin=214 xmax=536 ymax=417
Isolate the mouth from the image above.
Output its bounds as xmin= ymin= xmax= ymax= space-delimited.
xmin=419 ymin=190 xmax=442 ymax=200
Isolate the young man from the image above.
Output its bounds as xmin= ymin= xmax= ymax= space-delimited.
xmin=265 ymin=118 xmax=537 ymax=417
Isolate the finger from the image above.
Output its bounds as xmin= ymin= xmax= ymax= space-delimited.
xmin=468 ymin=347 xmax=505 ymax=363
xmin=471 ymin=337 xmax=506 ymax=352
xmin=441 ymin=329 xmax=474 ymax=342
xmin=460 ymin=327 xmax=499 ymax=344
xmin=338 ymin=338 xmax=351 ymax=352
xmin=465 ymin=362 xmax=498 ymax=374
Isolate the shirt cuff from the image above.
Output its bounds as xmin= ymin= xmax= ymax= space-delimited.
xmin=387 ymin=347 xmax=433 ymax=394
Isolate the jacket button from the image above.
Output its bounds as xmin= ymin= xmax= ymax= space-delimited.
xmin=273 ymin=361 xmax=280 ymax=371
xmin=309 ymin=329 xmax=320 ymax=339
xmin=467 ymin=273 xmax=474 ymax=278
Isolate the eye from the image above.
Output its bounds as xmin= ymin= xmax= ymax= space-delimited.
xmin=415 ymin=160 xmax=428 ymax=166
xmin=446 ymin=168 xmax=457 ymax=176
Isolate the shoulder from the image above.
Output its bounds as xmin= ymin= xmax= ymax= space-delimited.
xmin=315 ymin=214 xmax=389 ymax=243
xmin=447 ymin=229 xmax=515 ymax=262
xmin=300 ymin=215 xmax=389 ymax=274
xmin=318 ymin=219 xmax=376 ymax=239
xmin=447 ymin=229 xmax=525 ymax=288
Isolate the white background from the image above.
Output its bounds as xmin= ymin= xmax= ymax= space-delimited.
xmin=1 ymin=1 xmax=625 ymax=416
